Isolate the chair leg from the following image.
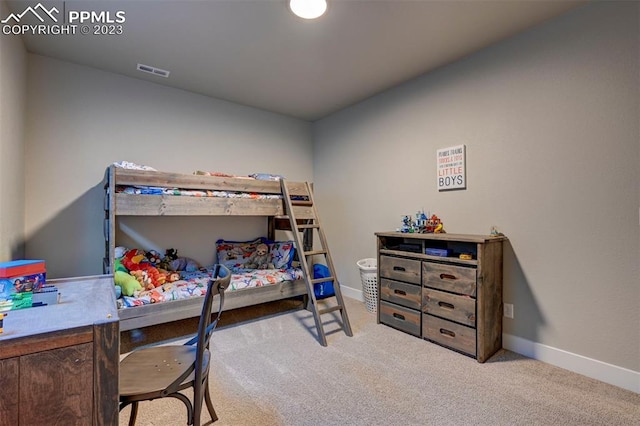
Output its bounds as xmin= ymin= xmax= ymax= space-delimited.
xmin=204 ymin=380 xmax=218 ymax=423
xmin=128 ymin=402 xmax=139 ymax=426
xmin=167 ymin=393 xmax=194 ymax=425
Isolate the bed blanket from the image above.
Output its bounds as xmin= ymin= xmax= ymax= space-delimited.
xmin=117 ymin=185 xmax=282 ymax=199
xmin=118 ymin=266 xmax=304 ymax=309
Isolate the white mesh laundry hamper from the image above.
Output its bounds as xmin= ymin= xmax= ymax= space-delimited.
xmin=357 ymin=258 xmax=378 ymax=313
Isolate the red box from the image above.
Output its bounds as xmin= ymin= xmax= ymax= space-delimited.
xmin=0 ymin=260 xmax=46 ymax=278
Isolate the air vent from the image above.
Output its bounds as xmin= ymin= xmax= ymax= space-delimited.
xmin=136 ymin=63 xmax=170 ymax=78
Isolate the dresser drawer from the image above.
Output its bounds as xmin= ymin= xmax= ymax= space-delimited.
xmin=379 ymin=301 xmax=421 ymax=337
xmin=423 ymin=315 xmax=476 ymax=357
xmin=380 ymin=278 xmax=421 ymax=310
xmin=422 ymin=262 xmax=477 ymax=296
xmin=423 ymin=288 xmax=476 ymax=327
xmin=380 ymin=256 xmax=421 ymax=285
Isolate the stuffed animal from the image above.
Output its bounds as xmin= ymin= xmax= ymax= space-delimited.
xmin=245 ymin=243 xmax=272 ymax=269
xmin=157 ymin=248 xmax=178 ymax=270
xmin=121 ymin=249 xmax=147 ymax=270
xmin=114 ymin=246 xmax=128 ymax=259
xmin=155 ymin=270 xmax=167 ymax=286
xmin=165 ymin=248 xmax=178 ymax=260
xmin=113 ymin=258 xmax=128 ymax=273
xmin=169 ymin=257 xmax=200 ymax=272
xmin=166 ymin=271 xmax=180 ymax=283
xmin=162 ymin=248 xmax=201 ymax=272
xmin=114 ymin=271 xmax=143 ymax=296
xmin=145 ymin=250 xmax=162 ymax=266
xmin=130 ymin=270 xmax=154 ymax=291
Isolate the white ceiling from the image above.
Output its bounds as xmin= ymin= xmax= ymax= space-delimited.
xmin=6 ymin=0 xmax=585 ymax=121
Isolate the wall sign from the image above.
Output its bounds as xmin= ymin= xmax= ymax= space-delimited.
xmin=437 ymin=144 xmax=466 ymax=191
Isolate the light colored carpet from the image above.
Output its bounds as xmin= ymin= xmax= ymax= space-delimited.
xmin=120 ymin=297 xmax=640 ymax=425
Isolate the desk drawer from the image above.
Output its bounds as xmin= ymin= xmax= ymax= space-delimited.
xmin=423 ymin=288 xmax=476 ymax=327
xmin=422 ymin=262 xmax=476 ymax=296
xmin=423 ymin=315 xmax=476 ymax=357
xmin=380 ymin=278 xmax=421 ymax=310
xmin=379 ymin=301 xmax=421 ymax=337
xmin=380 ymin=256 xmax=421 ymax=285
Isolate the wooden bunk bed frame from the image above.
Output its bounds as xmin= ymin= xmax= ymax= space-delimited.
xmin=103 ymin=165 xmax=313 ymax=331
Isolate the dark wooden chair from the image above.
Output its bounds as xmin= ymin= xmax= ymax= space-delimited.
xmin=119 ymin=264 xmax=231 ymax=425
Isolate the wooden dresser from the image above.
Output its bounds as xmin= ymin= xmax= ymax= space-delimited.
xmin=376 ymin=232 xmax=505 ymax=362
xmin=0 ymin=275 xmax=119 ymax=425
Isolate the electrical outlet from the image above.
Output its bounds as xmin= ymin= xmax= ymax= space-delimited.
xmin=504 ymin=303 xmax=514 ymax=319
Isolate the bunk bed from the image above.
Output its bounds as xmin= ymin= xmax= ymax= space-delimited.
xmin=103 ymin=164 xmax=314 ymax=331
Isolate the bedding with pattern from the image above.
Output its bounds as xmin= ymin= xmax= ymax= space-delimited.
xmin=118 ymin=266 xmax=304 ymax=308
xmin=116 ymin=237 xmax=301 ymax=310
xmin=116 ymin=186 xmax=283 ymax=199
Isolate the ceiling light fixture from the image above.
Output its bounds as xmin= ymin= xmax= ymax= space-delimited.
xmin=289 ymin=0 xmax=327 ymax=20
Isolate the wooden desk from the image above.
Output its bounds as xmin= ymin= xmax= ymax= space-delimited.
xmin=0 ymin=275 xmax=119 ymax=426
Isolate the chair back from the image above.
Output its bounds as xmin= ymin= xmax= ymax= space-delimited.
xmin=196 ymin=264 xmax=230 ymax=354
xmin=193 ymin=264 xmax=230 ymax=424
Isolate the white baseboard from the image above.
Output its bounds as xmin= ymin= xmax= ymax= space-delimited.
xmin=338 ymin=289 xmax=639 ymax=394
xmin=340 ymin=285 xmax=364 ymax=302
xmin=503 ymin=333 xmax=639 ymax=394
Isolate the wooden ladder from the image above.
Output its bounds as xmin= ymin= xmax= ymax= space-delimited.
xmin=280 ymin=180 xmax=353 ymax=346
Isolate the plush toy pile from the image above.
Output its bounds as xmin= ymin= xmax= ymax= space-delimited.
xmin=113 ymin=247 xmax=202 ymax=297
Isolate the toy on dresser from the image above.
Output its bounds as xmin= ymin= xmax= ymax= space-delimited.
xmin=398 ymin=210 xmax=446 ymax=234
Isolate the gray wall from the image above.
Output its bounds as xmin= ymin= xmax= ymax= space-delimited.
xmin=24 ymin=55 xmax=313 ymax=277
xmin=0 ymin=0 xmax=27 ymax=262
xmin=313 ymin=2 xmax=639 ymax=373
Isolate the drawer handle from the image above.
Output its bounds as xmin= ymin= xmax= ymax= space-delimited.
xmin=394 ymin=289 xmax=407 ymax=296
xmin=440 ymin=328 xmax=456 ymax=338
xmin=439 ymin=273 xmax=457 ymax=280
xmin=438 ymin=301 xmax=455 ymax=310
xmin=393 ymin=266 xmax=406 ymax=272
xmin=393 ymin=313 xmax=406 ymax=321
